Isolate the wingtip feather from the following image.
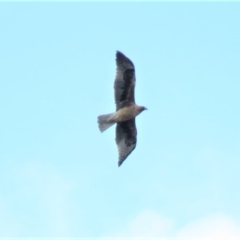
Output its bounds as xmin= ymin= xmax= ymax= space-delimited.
xmin=115 ymin=50 xmax=134 ymax=69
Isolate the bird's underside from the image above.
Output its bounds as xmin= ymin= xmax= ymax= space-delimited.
xmin=97 ymin=51 xmax=146 ymax=167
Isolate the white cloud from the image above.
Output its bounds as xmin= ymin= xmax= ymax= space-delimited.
xmin=0 ymin=198 xmax=23 ymax=237
xmin=20 ymin=161 xmax=75 ymax=237
xmin=0 ymin=160 xmax=75 ymax=237
xmin=113 ymin=210 xmax=172 ymax=238
xmin=108 ymin=210 xmax=240 ymax=240
xmin=177 ymin=214 xmax=240 ymax=240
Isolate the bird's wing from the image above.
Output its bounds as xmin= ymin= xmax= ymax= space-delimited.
xmin=114 ymin=51 xmax=136 ymax=110
xmin=116 ymin=118 xmax=137 ymax=166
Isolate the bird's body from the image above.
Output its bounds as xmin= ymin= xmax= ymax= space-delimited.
xmin=110 ymin=105 xmax=143 ymax=122
xmin=98 ymin=51 xmax=147 ymax=166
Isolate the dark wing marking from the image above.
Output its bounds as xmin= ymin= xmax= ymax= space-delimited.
xmin=114 ymin=51 xmax=136 ymax=110
xmin=116 ymin=118 xmax=137 ymax=166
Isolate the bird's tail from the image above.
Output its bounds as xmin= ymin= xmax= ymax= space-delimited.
xmin=97 ymin=113 xmax=115 ymax=132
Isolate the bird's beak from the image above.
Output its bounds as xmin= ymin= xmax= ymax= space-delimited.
xmin=144 ymin=107 xmax=148 ymax=111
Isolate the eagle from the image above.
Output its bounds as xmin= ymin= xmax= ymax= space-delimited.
xmin=98 ymin=51 xmax=147 ymax=167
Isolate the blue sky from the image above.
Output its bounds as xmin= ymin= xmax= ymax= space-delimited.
xmin=1 ymin=2 xmax=240 ymax=239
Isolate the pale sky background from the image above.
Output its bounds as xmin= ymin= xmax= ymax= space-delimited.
xmin=1 ymin=2 xmax=240 ymax=239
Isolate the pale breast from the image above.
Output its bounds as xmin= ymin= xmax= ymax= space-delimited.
xmin=114 ymin=105 xmax=139 ymax=122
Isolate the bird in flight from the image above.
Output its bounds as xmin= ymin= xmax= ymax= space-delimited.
xmin=98 ymin=51 xmax=147 ymax=167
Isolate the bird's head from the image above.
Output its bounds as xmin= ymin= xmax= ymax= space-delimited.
xmin=138 ymin=106 xmax=148 ymax=113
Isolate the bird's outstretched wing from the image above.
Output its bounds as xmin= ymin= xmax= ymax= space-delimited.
xmin=114 ymin=51 xmax=136 ymax=110
xmin=116 ymin=118 xmax=137 ymax=166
